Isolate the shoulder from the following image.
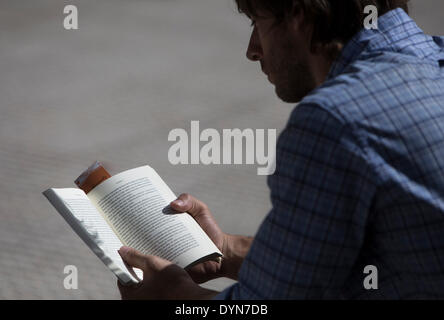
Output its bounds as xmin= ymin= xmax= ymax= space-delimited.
xmin=300 ymin=57 xmax=392 ymax=125
xmin=302 ymin=51 xmax=442 ymax=125
xmin=276 ymin=101 xmax=370 ymax=180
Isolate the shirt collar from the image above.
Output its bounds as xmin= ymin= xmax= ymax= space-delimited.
xmin=327 ymin=8 xmax=431 ymax=79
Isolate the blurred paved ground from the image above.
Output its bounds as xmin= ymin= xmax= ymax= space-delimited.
xmin=0 ymin=0 xmax=442 ymax=299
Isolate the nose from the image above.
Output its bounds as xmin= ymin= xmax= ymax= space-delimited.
xmin=246 ymin=27 xmax=262 ymax=62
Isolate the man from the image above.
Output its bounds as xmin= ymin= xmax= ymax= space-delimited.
xmin=118 ymin=0 xmax=444 ymax=299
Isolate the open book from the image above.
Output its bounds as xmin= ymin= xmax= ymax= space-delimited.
xmin=43 ymin=165 xmax=222 ymax=284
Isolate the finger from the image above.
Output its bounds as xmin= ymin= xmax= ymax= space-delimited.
xmin=117 ymin=279 xmax=130 ymax=294
xmin=170 ymin=193 xmax=208 ymax=219
xmin=117 ymin=278 xmax=140 ymax=289
xmin=117 ymin=279 xmax=128 ymax=299
xmin=117 ymin=279 xmax=141 ymax=300
xmin=144 ymin=254 xmax=173 ymax=271
xmin=118 ymin=246 xmax=147 ymax=271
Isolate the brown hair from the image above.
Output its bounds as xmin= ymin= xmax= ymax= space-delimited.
xmin=235 ymin=0 xmax=409 ymax=49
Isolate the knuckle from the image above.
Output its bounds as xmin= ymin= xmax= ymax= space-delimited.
xmin=179 ymin=193 xmax=191 ymax=202
xmin=127 ymin=247 xmax=136 ymax=256
xmin=200 ymin=202 xmax=209 ymax=212
xmin=143 ymin=259 xmax=150 ymax=271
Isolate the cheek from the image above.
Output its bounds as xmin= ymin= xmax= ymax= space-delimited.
xmin=261 ymin=34 xmax=286 ymax=58
xmin=265 ymin=43 xmax=289 ymax=72
xmin=259 ymin=37 xmax=279 ymax=64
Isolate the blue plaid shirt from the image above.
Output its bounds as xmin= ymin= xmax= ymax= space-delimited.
xmin=215 ymin=9 xmax=444 ymax=299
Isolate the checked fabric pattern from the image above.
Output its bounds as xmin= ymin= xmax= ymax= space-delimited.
xmin=216 ymin=8 xmax=444 ymax=299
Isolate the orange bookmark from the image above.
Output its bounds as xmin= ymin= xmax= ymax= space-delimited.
xmin=74 ymin=161 xmax=111 ymax=194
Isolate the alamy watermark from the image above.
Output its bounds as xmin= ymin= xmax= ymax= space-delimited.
xmin=364 ymin=5 xmax=379 ymax=30
xmin=63 ymin=4 xmax=378 ymax=31
xmin=63 ymin=5 xmax=78 ymax=30
xmin=63 ymin=265 xmax=78 ymax=290
xmin=363 ymin=265 xmax=378 ymax=290
xmin=168 ymin=121 xmax=276 ymax=175
xmin=62 ymin=4 xmax=380 ymax=174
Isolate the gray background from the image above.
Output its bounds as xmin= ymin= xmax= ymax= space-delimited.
xmin=0 ymin=0 xmax=442 ymax=299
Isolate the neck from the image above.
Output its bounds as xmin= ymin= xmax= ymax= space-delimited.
xmin=311 ymin=43 xmax=344 ymax=86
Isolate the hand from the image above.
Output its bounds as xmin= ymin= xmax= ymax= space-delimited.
xmin=170 ymin=193 xmax=253 ymax=283
xmin=117 ymin=246 xmax=217 ymax=300
xmin=170 ymin=193 xmax=228 ymax=283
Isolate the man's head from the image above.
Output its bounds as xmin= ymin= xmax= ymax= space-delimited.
xmin=236 ymin=0 xmax=409 ymax=103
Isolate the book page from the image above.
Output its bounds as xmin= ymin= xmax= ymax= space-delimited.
xmin=43 ymin=188 xmax=143 ymax=284
xmin=87 ymin=166 xmax=221 ymax=268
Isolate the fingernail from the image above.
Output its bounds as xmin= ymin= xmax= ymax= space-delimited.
xmin=119 ymin=246 xmax=130 ymax=257
xmin=174 ymin=200 xmax=184 ymax=206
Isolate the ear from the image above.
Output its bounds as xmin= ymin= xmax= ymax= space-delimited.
xmin=289 ymin=1 xmax=306 ymax=28
xmin=287 ymin=2 xmax=313 ymax=47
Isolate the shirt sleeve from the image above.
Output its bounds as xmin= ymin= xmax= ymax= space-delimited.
xmin=214 ymin=103 xmax=377 ymax=299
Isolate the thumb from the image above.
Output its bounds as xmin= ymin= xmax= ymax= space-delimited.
xmin=170 ymin=193 xmax=208 ymax=219
xmin=118 ymin=246 xmax=147 ymax=271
